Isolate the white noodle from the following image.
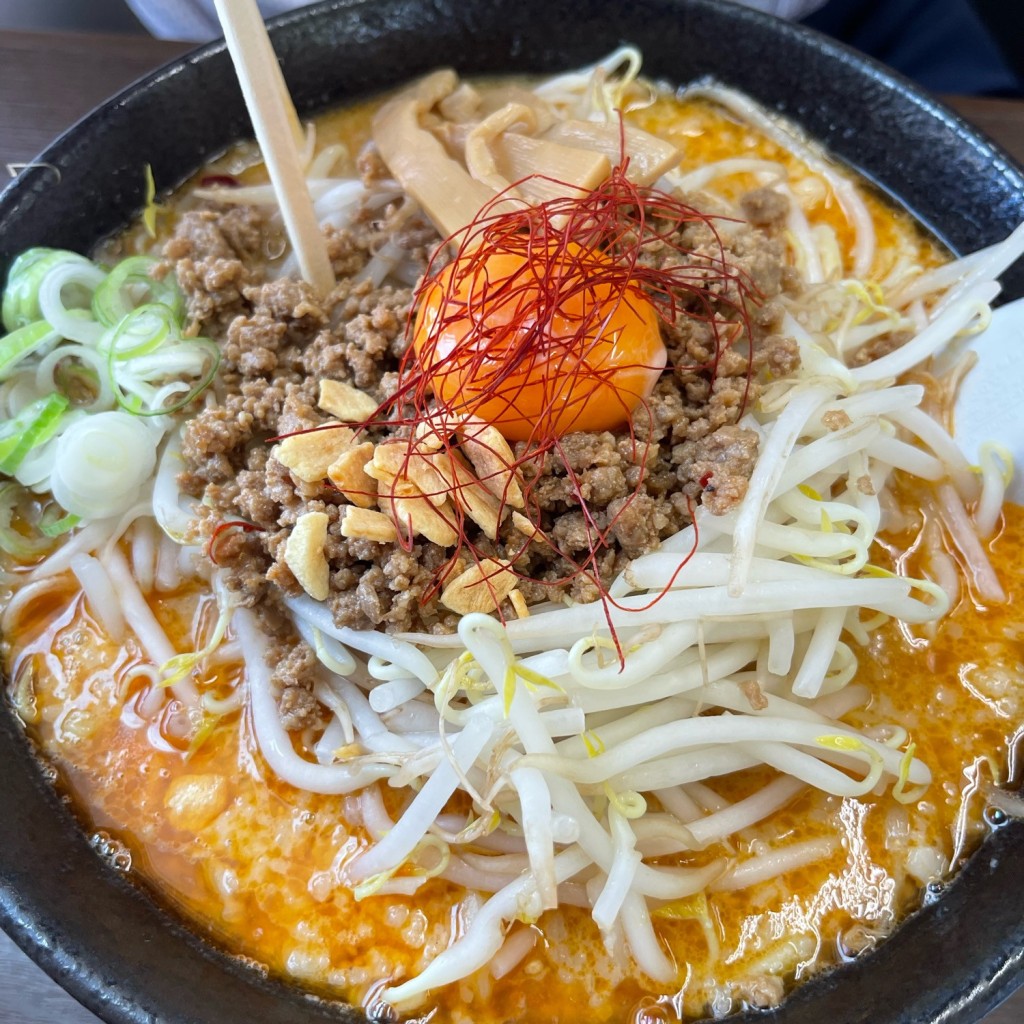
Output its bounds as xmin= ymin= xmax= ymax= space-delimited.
xmin=489 ymin=927 xmax=537 ymax=980
xmin=345 ymin=713 xmax=494 ymax=884
xmin=645 ymin=779 xmax=804 ymax=853
xmin=682 ymin=81 xmax=876 ymax=277
xmin=234 ymin=608 xmax=394 ymax=794
xmin=1 ymin=574 xmax=69 ymax=635
xmin=791 ymin=606 xmax=846 ymax=698
xmin=102 ymin=545 xmax=198 ymax=711
xmin=69 ymin=553 xmax=125 ymax=642
xmin=367 ymin=676 xmax=425 ymax=713
xmin=670 ymin=158 xmax=785 ymax=194
xmin=383 ymin=847 xmax=591 ymax=1006
xmin=851 ymin=282 xmax=999 ymax=384
xmin=934 ymin=482 xmax=1006 ymax=604
xmin=710 ymin=836 xmax=841 ymax=891
xmin=974 ymin=443 xmax=1011 ymax=539
xmin=129 ymin=518 xmax=157 ymax=595
xmin=730 ymin=386 xmax=830 ymax=595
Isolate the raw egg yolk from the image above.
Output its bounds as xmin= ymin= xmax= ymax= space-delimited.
xmin=412 ymin=243 xmax=666 ymax=442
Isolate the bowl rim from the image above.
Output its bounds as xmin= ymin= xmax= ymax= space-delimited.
xmin=1 ymin=2 xmax=1023 ymax=1023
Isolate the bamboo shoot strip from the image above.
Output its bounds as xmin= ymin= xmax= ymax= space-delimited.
xmin=213 ymin=0 xmax=335 ymax=295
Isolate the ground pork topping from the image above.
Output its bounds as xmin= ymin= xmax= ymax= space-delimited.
xmin=175 ymin=180 xmax=803 ymax=649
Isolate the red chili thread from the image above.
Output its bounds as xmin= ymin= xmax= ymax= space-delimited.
xmin=379 ymin=167 xmax=756 ymax=637
xmin=207 ymin=520 xmax=264 ymax=566
xmin=272 ymin=165 xmax=760 ymax=649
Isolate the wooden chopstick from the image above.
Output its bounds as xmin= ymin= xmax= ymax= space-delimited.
xmin=213 ymin=0 xmax=335 ymax=296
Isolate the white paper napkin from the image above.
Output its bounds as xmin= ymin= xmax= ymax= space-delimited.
xmin=954 ymin=297 xmax=1024 ymax=505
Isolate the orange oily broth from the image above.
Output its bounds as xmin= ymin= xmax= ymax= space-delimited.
xmin=6 ymin=507 xmax=1024 ymax=1021
xmin=3 ymin=85 xmax=1017 ymax=1022
xmin=632 ymin=96 xmax=943 ymax=281
xmin=9 ymin=580 xmax=653 ymax=1019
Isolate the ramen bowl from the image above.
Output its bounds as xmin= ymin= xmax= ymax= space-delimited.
xmin=1 ymin=1 xmax=1023 ymax=1022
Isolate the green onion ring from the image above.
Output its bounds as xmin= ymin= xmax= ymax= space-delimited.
xmin=108 ymin=336 xmax=220 ymax=417
xmin=104 ymin=302 xmax=177 ymax=360
xmin=91 ymin=256 xmax=184 ymax=328
xmin=2 ymin=248 xmax=91 ymax=332
xmin=0 ymin=392 xmax=70 ymax=475
xmin=0 ymin=321 xmax=59 ymax=381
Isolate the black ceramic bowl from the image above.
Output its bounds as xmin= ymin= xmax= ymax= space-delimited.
xmin=2 ymin=1 xmax=1023 ymax=1022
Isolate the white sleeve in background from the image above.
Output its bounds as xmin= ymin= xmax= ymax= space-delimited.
xmin=126 ymin=0 xmax=831 ymax=42
xmin=124 ymin=0 xmax=305 ymax=41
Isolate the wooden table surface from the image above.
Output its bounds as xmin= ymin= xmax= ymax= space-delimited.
xmin=0 ymin=26 xmax=1022 ymax=1024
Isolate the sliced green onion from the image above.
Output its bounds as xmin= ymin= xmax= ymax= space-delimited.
xmin=109 ymin=336 xmax=220 ymax=417
xmin=39 ymin=508 xmax=80 ymax=537
xmin=143 ymin=164 xmax=161 ymax=238
xmin=50 ymin=410 xmax=158 ymax=519
xmin=0 ymin=320 xmax=58 ymax=381
xmin=0 ymin=392 xmax=70 ymax=474
xmin=0 ymin=521 xmax=51 ymax=560
xmin=91 ymin=256 xmax=184 ymax=328
xmin=105 ymin=303 xmax=177 ymax=360
xmin=147 ymin=339 xmax=220 ymax=416
xmin=2 ymin=248 xmax=92 ymax=332
xmin=38 ymin=262 xmax=106 ymax=345
xmin=0 ymin=241 xmax=213 ymax=522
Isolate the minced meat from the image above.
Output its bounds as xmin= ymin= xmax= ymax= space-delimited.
xmin=171 ymin=178 xmax=798 ymax=645
xmin=741 ymin=186 xmax=790 ymax=228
